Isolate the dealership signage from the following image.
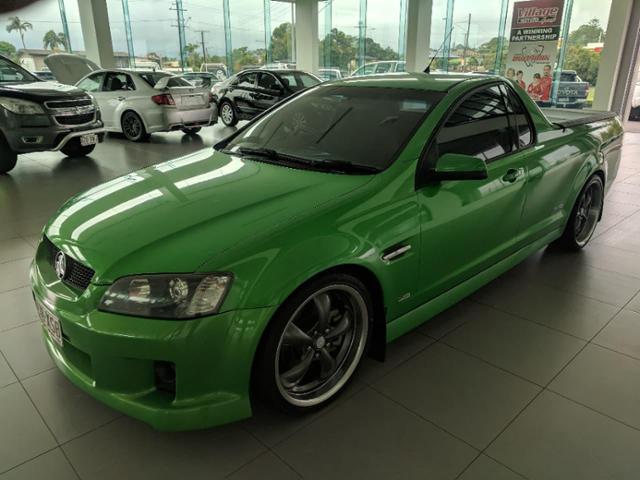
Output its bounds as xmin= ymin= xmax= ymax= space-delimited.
xmin=504 ymin=0 xmax=564 ymax=103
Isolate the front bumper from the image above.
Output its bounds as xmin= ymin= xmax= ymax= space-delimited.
xmin=30 ymin=247 xmax=276 ymax=431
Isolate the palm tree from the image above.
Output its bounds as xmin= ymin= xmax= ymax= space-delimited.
xmin=6 ymin=16 xmax=33 ymax=50
xmin=57 ymin=32 xmax=68 ymax=52
xmin=43 ymin=30 xmax=63 ymax=51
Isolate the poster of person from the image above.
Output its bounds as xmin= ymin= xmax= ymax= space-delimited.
xmin=504 ymin=0 xmax=564 ymax=105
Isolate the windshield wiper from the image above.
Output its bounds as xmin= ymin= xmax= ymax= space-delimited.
xmin=308 ymin=159 xmax=380 ymax=174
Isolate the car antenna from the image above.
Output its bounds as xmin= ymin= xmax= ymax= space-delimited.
xmin=425 ymin=27 xmax=454 ymax=74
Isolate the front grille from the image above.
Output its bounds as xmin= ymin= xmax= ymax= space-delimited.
xmin=44 ymin=237 xmax=95 ymax=291
xmin=55 ymin=113 xmax=95 ymax=126
xmin=45 ymin=97 xmax=96 ymax=127
xmin=44 ymin=98 xmax=93 ymax=109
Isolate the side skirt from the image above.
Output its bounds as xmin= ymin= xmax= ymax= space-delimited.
xmin=386 ymin=229 xmax=562 ymax=343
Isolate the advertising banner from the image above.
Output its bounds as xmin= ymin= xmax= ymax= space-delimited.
xmin=504 ymin=0 xmax=564 ymax=103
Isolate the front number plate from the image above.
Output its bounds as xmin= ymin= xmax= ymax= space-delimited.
xmin=80 ymin=133 xmax=98 ymax=147
xmin=35 ymin=300 xmax=64 ymax=348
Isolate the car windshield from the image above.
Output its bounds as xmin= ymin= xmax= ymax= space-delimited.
xmin=0 ymin=58 xmax=38 ymax=84
xmin=223 ymin=85 xmax=442 ymax=171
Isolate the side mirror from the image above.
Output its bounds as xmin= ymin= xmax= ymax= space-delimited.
xmin=432 ymin=153 xmax=488 ymax=181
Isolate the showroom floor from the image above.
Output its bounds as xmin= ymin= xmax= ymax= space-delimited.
xmin=1 ymin=127 xmax=640 ymax=479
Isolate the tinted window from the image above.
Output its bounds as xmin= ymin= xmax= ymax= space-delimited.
xmin=278 ymin=72 xmax=320 ymax=91
xmin=237 ymin=72 xmax=257 ymax=88
xmin=165 ymin=77 xmax=191 ymax=87
xmin=436 ymin=86 xmax=512 ymax=162
xmin=258 ymin=73 xmax=280 ymax=91
xmin=225 ymin=85 xmax=442 ymax=170
xmin=103 ymin=72 xmax=135 ymax=91
xmin=501 ymin=84 xmax=533 ymax=148
xmin=77 ymin=73 xmax=105 ymax=92
xmin=0 ymin=58 xmax=37 ymax=83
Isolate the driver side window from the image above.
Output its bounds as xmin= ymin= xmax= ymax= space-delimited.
xmin=434 ymin=85 xmax=513 ymax=163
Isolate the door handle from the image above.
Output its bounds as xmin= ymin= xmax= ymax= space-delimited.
xmin=117 ymin=96 xmax=126 ymax=101
xmin=502 ymin=168 xmax=523 ymax=183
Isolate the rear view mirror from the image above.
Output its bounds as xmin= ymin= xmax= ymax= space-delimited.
xmin=432 ymin=153 xmax=488 ymax=181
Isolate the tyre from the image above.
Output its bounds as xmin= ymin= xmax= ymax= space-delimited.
xmin=181 ymin=127 xmax=202 ymax=135
xmin=121 ymin=111 xmax=149 ymax=142
xmin=558 ymin=174 xmax=604 ymax=250
xmin=253 ymin=273 xmax=371 ymax=414
xmin=0 ymin=134 xmax=17 ymax=174
xmin=60 ymin=138 xmax=96 ymax=157
xmin=219 ymin=101 xmax=238 ymax=127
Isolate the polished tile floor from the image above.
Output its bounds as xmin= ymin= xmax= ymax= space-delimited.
xmin=1 ymin=127 xmax=640 ymax=479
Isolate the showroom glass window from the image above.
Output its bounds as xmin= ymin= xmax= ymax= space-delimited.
xmin=434 ymin=85 xmax=512 ymax=162
xmin=225 ymin=85 xmax=443 ymax=170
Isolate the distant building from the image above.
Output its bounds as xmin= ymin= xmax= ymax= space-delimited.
xmin=17 ymin=49 xmax=143 ymax=71
xmin=584 ymin=42 xmax=604 ymax=53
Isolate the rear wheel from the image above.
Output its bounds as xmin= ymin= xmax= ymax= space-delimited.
xmin=254 ymin=273 xmax=371 ymax=414
xmin=121 ymin=111 xmax=149 ymax=142
xmin=559 ymin=175 xmax=604 ymax=250
xmin=0 ymin=134 xmax=17 ymax=174
xmin=219 ymin=101 xmax=238 ymax=127
xmin=60 ymin=138 xmax=96 ymax=157
xmin=181 ymin=127 xmax=202 ymax=135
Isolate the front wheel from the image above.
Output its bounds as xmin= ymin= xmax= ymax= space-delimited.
xmin=121 ymin=111 xmax=149 ymax=142
xmin=254 ymin=274 xmax=371 ymax=414
xmin=219 ymin=101 xmax=238 ymax=127
xmin=559 ymin=174 xmax=604 ymax=250
xmin=60 ymin=138 xmax=96 ymax=157
xmin=0 ymin=135 xmax=17 ymax=174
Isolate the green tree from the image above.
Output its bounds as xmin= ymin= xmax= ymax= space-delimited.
xmin=568 ymin=18 xmax=605 ymax=47
xmin=271 ymin=22 xmax=293 ymax=62
xmin=43 ymin=30 xmax=63 ymax=50
xmin=477 ymin=36 xmax=508 ymax=73
xmin=6 ymin=16 xmax=32 ymax=50
xmin=0 ymin=41 xmax=17 ymax=60
xmin=183 ymin=43 xmax=202 ymax=70
xmin=319 ymin=28 xmax=358 ymax=72
xmin=58 ymin=32 xmax=68 ymax=51
xmin=564 ymin=45 xmax=600 ymax=84
xmin=232 ymin=46 xmax=260 ymax=71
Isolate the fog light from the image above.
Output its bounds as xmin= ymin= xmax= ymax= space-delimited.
xmin=21 ymin=136 xmax=43 ymax=144
xmin=154 ymin=361 xmax=176 ymax=396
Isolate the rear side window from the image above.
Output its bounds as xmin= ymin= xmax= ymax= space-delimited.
xmin=139 ymin=72 xmax=170 ymax=87
xmin=103 ymin=72 xmax=135 ymax=92
xmin=258 ymin=73 xmax=280 ymax=91
xmin=435 ymin=85 xmax=513 ymax=162
xmin=278 ymin=72 xmax=320 ymax=91
xmin=501 ymin=84 xmax=534 ymax=148
xmin=237 ymin=72 xmax=257 ymax=88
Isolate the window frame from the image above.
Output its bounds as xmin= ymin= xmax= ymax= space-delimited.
xmin=500 ymin=82 xmax=537 ymax=150
xmin=416 ymin=80 xmax=536 ymax=190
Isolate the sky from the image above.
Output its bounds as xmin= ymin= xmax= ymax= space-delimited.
xmin=0 ymin=0 xmax=611 ymax=59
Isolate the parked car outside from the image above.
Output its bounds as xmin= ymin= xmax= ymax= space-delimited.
xmin=179 ymin=72 xmax=218 ymax=89
xmin=32 ymin=73 xmax=622 ymax=430
xmin=33 ymin=70 xmax=57 ymax=81
xmin=555 ymin=70 xmax=590 ymax=109
xmin=318 ymin=68 xmax=343 ymax=81
xmin=0 ymin=54 xmax=105 ymax=174
xmin=350 ymin=60 xmax=406 ymax=76
xmin=213 ymin=68 xmax=321 ymax=126
xmin=45 ymin=54 xmax=217 ymax=142
xmin=200 ymin=63 xmax=228 ymax=80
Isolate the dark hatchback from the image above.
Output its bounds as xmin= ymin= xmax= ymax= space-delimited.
xmin=213 ymin=69 xmax=321 ymax=126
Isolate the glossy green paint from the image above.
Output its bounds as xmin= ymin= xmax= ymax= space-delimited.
xmin=31 ymin=73 xmax=624 ymax=430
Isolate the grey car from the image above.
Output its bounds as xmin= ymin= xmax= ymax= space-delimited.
xmin=0 ymin=55 xmax=105 ymax=174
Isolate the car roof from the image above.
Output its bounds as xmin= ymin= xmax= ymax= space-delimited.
xmin=333 ymin=72 xmax=499 ymax=92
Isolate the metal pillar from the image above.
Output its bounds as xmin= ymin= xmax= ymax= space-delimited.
xmin=442 ymin=0 xmax=455 ymax=72
xmin=551 ymin=0 xmax=574 ymax=104
xmin=121 ymin=0 xmax=135 ymax=68
xmin=264 ymin=0 xmax=272 ymax=64
xmin=323 ymin=0 xmax=332 ymax=68
xmin=494 ymin=0 xmax=508 ymax=73
xmin=172 ymin=0 xmax=187 ymax=72
xmin=398 ymin=0 xmax=407 ymax=61
xmin=358 ymin=0 xmax=367 ymax=67
xmin=58 ymin=0 xmax=72 ymax=52
xmin=223 ymin=0 xmax=233 ymax=74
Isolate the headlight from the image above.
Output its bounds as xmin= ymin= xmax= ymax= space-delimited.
xmin=0 ymin=97 xmax=45 ymax=115
xmin=99 ymin=273 xmax=232 ymax=319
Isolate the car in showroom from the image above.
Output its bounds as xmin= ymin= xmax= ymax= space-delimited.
xmin=0 ymin=54 xmax=105 ymax=174
xmin=31 ymin=73 xmax=622 ymax=431
xmin=351 ymin=60 xmax=406 ymax=77
xmin=213 ymin=68 xmax=321 ymax=126
xmin=45 ymin=53 xmax=217 ymax=141
xmin=179 ymin=72 xmax=218 ymax=89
